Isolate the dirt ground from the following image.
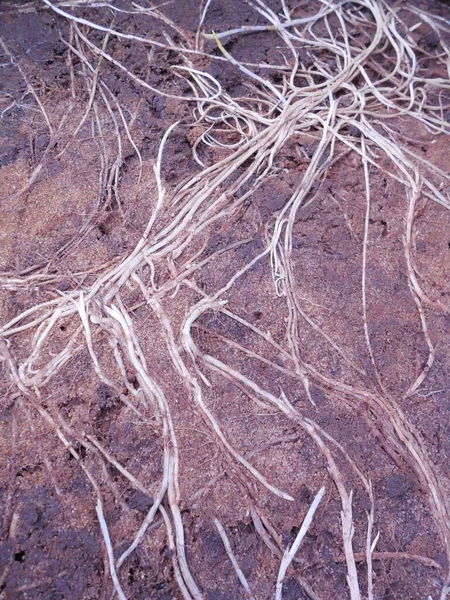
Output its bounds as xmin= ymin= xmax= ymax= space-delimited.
xmin=1 ymin=1 xmax=450 ymax=599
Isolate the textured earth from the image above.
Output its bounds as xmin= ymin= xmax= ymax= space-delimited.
xmin=1 ymin=1 xmax=450 ymax=599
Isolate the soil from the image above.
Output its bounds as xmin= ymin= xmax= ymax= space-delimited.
xmin=1 ymin=1 xmax=450 ymax=600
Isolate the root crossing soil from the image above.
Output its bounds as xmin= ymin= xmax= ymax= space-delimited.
xmin=1 ymin=1 xmax=450 ymax=599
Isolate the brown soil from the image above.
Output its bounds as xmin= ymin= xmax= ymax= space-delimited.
xmin=1 ymin=1 xmax=450 ymax=600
